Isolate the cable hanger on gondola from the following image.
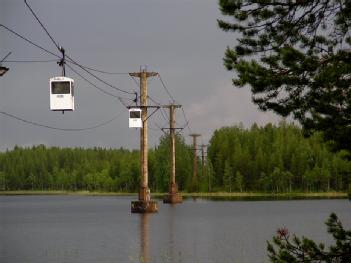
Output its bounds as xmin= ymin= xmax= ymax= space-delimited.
xmin=24 ymin=0 xmax=74 ymax=113
xmin=23 ymin=0 xmax=135 ymax=114
xmin=128 ymin=92 xmax=143 ymax=128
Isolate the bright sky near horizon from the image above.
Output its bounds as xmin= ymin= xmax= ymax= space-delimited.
xmin=0 ymin=0 xmax=281 ymax=151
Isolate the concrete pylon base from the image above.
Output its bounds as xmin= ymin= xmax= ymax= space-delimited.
xmin=131 ymin=200 xmax=158 ymax=213
xmin=163 ymin=192 xmax=183 ymax=204
xmin=163 ymin=182 xmax=182 ymax=204
xmin=131 ymin=187 xmax=158 ymax=213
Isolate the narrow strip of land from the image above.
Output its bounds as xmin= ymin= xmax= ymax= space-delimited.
xmin=0 ymin=190 xmax=347 ymax=199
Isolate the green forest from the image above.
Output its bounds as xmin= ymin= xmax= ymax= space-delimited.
xmin=0 ymin=122 xmax=350 ymax=193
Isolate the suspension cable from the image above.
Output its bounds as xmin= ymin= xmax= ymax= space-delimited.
xmin=0 ymin=24 xmax=60 ymax=58
xmin=66 ymin=63 xmax=133 ymax=104
xmin=66 ymin=56 xmax=135 ymax=95
xmin=158 ymin=73 xmax=176 ymax=103
xmin=0 ymin=110 xmax=123 ymax=131
xmin=24 ymin=0 xmax=61 ymax=51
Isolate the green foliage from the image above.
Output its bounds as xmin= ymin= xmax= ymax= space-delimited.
xmin=207 ymin=122 xmax=351 ymax=192
xmin=1 ymin=123 xmax=350 ymax=193
xmin=0 ymin=134 xmax=192 ymax=193
xmin=233 ymin=171 xmax=243 ymax=192
xmin=218 ymin=0 xmax=351 ymax=151
xmin=267 ymin=213 xmax=351 ymax=262
xmin=223 ymin=159 xmax=234 ymax=192
xmin=0 ymin=146 xmax=142 ymax=192
xmin=152 ymin=133 xmax=192 ymax=192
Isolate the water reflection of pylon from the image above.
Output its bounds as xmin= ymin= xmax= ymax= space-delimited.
xmin=140 ymin=214 xmax=149 ymax=263
xmin=168 ymin=206 xmax=175 ymax=262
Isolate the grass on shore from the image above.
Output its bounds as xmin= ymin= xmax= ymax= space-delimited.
xmin=0 ymin=190 xmax=348 ymax=199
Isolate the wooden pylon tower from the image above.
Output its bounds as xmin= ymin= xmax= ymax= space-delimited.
xmin=163 ymin=104 xmax=183 ymax=204
xmin=129 ymin=69 xmax=158 ymax=213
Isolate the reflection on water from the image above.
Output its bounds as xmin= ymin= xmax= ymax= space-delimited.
xmin=140 ymin=214 xmax=149 ymax=263
xmin=168 ymin=205 xmax=176 ymax=262
xmin=139 ymin=204 xmax=182 ymax=263
xmin=139 ymin=204 xmax=178 ymax=263
xmin=184 ymin=195 xmax=347 ymax=201
xmin=1 ymin=196 xmax=350 ymax=263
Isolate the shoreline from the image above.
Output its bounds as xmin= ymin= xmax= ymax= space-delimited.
xmin=0 ymin=190 xmax=347 ymax=200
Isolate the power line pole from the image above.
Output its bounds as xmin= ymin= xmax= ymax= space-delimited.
xmin=163 ymin=104 xmax=183 ymax=204
xmin=130 ymin=68 xmax=158 ymax=213
xmin=189 ymin=134 xmax=201 ymax=192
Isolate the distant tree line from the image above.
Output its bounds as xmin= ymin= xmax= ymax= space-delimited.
xmin=0 ymin=134 xmax=192 ymax=192
xmin=0 ymin=123 xmax=350 ymax=193
xmin=207 ymin=122 xmax=351 ymax=193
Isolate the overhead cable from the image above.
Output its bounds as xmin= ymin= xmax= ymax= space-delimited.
xmin=66 ymin=63 xmax=133 ymax=104
xmin=149 ymin=123 xmax=162 ymax=132
xmin=66 ymin=56 xmax=135 ymax=95
xmin=22 ymin=0 xmax=135 ymax=96
xmin=0 ymin=24 xmax=60 ymax=58
xmin=24 ymin=0 xmax=61 ymax=51
xmin=147 ymin=95 xmax=170 ymax=123
xmin=158 ymin=73 xmax=176 ymax=103
xmin=147 ymin=95 xmax=162 ymax=106
xmin=0 ymin=52 xmax=12 ymax=63
xmin=130 ymin=75 xmax=140 ymax=89
xmin=4 ymin=59 xmax=58 ymax=63
xmin=0 ymin=110 xmax=123 ymax=131
xmin=73 ymin=64 xmax=130 ymax=75
xmin=1 ymin=24 xmax=134 ymax=107
xmin=181 ymin=107 xmax=192 ymax=133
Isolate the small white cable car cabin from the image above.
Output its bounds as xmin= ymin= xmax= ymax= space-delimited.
xmin=129 ymin=108 xmax=142 ymax=128
xmin=50 ymin=77 xmax=74 ymax=111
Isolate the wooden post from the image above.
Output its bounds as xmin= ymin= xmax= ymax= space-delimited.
xmin=163 ymin=104 xmax=182 ymax=204
xmin=130 ymin=69 xmax=158 ymax=213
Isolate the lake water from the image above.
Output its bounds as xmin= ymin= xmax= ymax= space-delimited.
xmin=0 ymin=196 xmax=350 ymax=263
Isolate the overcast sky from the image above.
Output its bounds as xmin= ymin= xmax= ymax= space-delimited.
xmin=0 ymin=0 xmax=281 ymax=151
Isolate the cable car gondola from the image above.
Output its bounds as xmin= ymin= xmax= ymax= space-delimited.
xmin=129 ymin=108 xmax=142 ymax=128
xmin=50 ymin=76 xmax=74 ymax=111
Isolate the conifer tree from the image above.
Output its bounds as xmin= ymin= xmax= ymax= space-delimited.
xmin=218 ymin=0 xmax=351 ymax=151
xmin=267 ymin=213 xmax=351 ymax=262
xmin=234 ymin=171 xmax=243 ymax=192
xmin=224 ymin=159 xmax=233 ymax=192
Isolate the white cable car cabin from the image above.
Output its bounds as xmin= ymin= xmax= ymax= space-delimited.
xmin=50 ymin=76 xmax=74 ymax=111
xmin=129 ymin=108 xmax=142 ymax=128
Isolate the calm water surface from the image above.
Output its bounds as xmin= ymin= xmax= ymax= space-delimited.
xmin=0 ymin=196 xmax=350 ymax=263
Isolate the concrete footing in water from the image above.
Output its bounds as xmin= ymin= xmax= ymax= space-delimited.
xmin=163 ymin=182 xmax=182 ymax=204
xmin=131 ymin=187 xmax=158 ymax=213
xmin=163 ymin=192 xmax=183 ymax=204
xmin=131 ymin=200 xmax=158 ymax=213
